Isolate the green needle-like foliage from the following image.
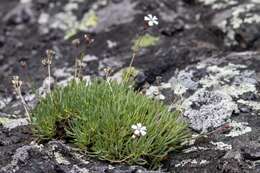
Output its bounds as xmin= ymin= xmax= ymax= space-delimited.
xmin=32 ymin=79 xmax=189 ymax=168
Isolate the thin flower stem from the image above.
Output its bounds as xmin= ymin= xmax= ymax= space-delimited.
xmin=74 ymin=51 xmax=84 ymax=79
xmin=74 ymin=56 xmax=78 ymax=78
xmin=107 ymin=79 xmax=114 ymax=94
xmin=48 ymin=64 xmax=51 ymax=93
xmin=128 ymin=29 xmax=146 ymax=69
xmin=126 ymin=29 xmax=147 ymax=81
xmin=78 ymin=51 xmax=84 ymax=80
xmin=17 ymin=88 xmax=31 ymax=122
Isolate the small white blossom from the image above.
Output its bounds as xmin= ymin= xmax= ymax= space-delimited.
xmin=131 ymin=123 xmax=147 ymax=138
xmin=144 ymin=14 xmax=159 ymax=26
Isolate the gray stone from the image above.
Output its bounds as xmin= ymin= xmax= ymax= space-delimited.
xmin=242 ymin=142 xmax=260 ymax=161
xmin=2 ymin=118 xmax=29 ymax=130
xmin=182 ymin=89 xmax=237 ymax=132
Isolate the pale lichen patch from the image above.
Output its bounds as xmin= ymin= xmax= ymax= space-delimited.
xmin=206 ymin=0 xmax=260 ymax=45
xmin=237 ymin=99 xmax=260 ymax=111
xmin=210 ymin=141 xmax=232 ymax=150
xmin=225 ymin=121 xmax=252 ymax=137
xmin=132 ymin=34 xmax=160 ymax=50
xmin=146 ymin=86 xmax=166 ymax=100
xmin=54 ymin=152 xmax=71 ymax=165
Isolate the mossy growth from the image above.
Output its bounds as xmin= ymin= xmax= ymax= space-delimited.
xmin=132 ymin=34 xmax=160 ymax=51
xmin=32 ymin=79 xmax=189 ymax=168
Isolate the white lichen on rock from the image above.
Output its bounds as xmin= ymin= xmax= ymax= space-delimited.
xmin=42 ymin=0 xmax=99 ymax=39
xmin=203 ymin=0 xmax=260 ymax=45
xmin=168 ymin=58 xmax=257 ymax=133
xmin=145 ymin=86 xmax=166 ymax=100
xmin=200 ymin=63 xmax=257 ymax=98
xmin=39 ymin=0 xmax=138 ymax=39
xmin=2 ymin=118 xmax=29 ymax=130
xmin=183 ymin=146 xmax=209 ymax=153
xmin=198 ymin=0 xmax=238 ymax=10
xmin=210 ymin=141 xmax=232 ymax=150
xmin=169 ymin=70 xmax=198 ymax=95
xmin=70 ymin=165 xmax=89 ymax=173
xmin=182 ymin=89 xmax=237 ymax=132
xmin=175 ymin=159 xmax=209 ymax=168
xmin=54 ymin=152 xmax=71 ymax=165
xmin=225 ymin=121 xmax=252 ymax=137
xmin=0 ymin=144 xmax=43 ymax=172
xmin=237 ymin=99 xmax=260 ymax=111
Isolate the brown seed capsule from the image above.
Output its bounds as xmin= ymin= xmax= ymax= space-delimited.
xmin=84 ymin=34 xmax=94 ymax=46
xmin=144 ymin=21 xmax=149 ymax=30
xmin=104 ymin=67 xmax=113 ymax=76
xmin=20 ymin=60 xmax=27 ymax=68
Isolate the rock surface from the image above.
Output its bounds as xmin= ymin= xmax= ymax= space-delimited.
xmin=0 ymin=0 xmax=260 ymax=172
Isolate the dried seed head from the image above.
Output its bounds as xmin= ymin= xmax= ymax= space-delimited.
xmin=41 ymin=58 xmax=52 ymax=66
xmin=11 ymin=76 xmax=22 ymax=89
xmin=42 ymin=49 xmax=55 ymax=66
xmin=104 ymin=67 xmax=113 ymax=76
xmin=46 ymin=49 xmax=56 ymax=58
xmin=76 ymin=59 xmax=84 ymax=67
xmin=84 ymin=34 xmax=94 ymax=46
xmin=72 ymin=38 xmax=81 ymax=48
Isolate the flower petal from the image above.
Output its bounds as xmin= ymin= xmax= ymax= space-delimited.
xmin=140 ymin=130 xmax=147 ymax=136
xmin=148 ymin=21 xmax=154 ymax=26
xmin=153 ymin=20 xmax=159 ymax=25
xmin=144 ymin=16 xmax=150 ymax=21
xmin=137 ymin=123 xmax=142 ymax=128
xmin=131 ymin=124 xmax=137 ymax=130
xmin=134 ymin=130 xmax=140 ymax=135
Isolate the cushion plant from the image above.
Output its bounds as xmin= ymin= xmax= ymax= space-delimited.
xmin=32 ymin=79 xmax=189 ymax=168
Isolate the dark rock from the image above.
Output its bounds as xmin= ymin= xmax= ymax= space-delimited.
xmin=199 ymin=0 xmax=260 ymax=49
xmin=3 ymin=3 xmax=35 ymax=25
xmin=239 ymin=92 xmax=257 ymax=101
xmin=241 ymin=142 xmax=260 ymax=161
xmin=0 ymin=36 xmax=5 ymax=48
xmin=134 ymin=71 xmax=147 ymax=89
xmin=238 ymin=105 xmax=252 ymax=113
xmin=160 ymin=20 xmax=184 ymax=37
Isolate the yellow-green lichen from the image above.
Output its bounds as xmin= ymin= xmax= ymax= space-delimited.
xmin=0 ymin=117 xmax=11 ymax=125
xmin=79 ymin=10 xmax=99 ymax=31
xmin=64 ymin=11 xmax=99 ymax=40
xmin=65 ymin=28 xmax=78 ymax=40
xmin=132 ymin=34 xmax=160 ymax=50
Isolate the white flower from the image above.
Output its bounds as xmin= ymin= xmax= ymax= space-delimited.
xmin=144 ymin=14 xmax=159 ymax=26
xmin=131 ymin=123 xmax=147 ymax=138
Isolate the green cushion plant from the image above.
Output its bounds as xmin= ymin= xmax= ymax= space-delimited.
xmin=17 ymin=14 xmax=190 ymax=169
xmin=32 ymin=79 xmax=189 ymax=168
